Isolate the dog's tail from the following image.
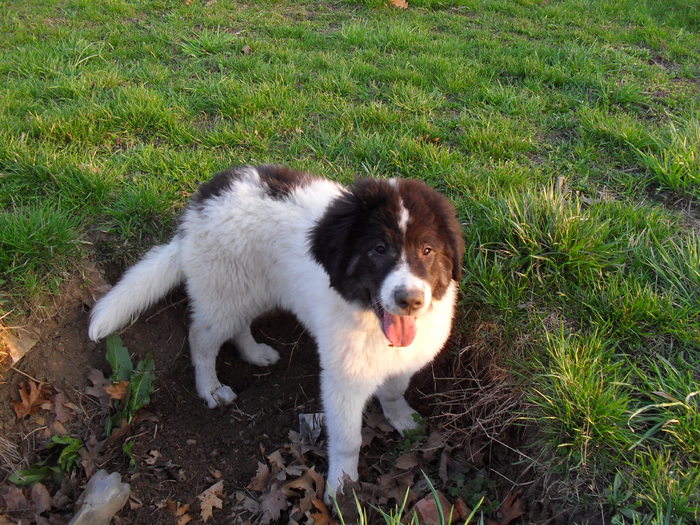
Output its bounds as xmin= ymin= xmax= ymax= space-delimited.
xmin=88 ymin=236 xmax=184 ymax=341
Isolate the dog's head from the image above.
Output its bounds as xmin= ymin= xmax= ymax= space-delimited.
xmin=310 ymin=178 xmax=463 ymax=347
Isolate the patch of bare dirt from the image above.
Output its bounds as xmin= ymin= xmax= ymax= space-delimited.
xmin=0 ymin=266 xmax=592 ymax=524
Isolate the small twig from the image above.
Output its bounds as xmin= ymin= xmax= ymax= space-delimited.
xmin=9 ymin=365 xmax=46 ymax=385
xmin=145 ymin=297 xmax=187 ymax=322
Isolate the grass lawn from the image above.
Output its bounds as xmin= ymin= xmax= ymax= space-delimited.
xmin=1 ymin=0 xmax=698 ymax=522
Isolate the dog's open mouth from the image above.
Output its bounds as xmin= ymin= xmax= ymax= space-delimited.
xmin=372 ymin=302 xmax=417 ymax=347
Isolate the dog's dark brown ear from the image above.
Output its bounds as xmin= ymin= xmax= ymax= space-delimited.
xmin=309 ymin=190 xmax=360 ymax=290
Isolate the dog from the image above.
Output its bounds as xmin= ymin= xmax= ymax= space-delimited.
xmin=88 ymin=164 xmax=463 ymax=499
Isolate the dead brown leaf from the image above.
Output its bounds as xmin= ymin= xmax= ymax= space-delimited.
xmin=52 ymin=391 xmax=77 ymax=423
xmin=259 ymin=486 xmax=288 ymax=524
xmin=50 ymin=420 xmax=68 ymax=436
xmin=198 ymin=480 xmax=224 ymax=523
xmin=494 ymin=491 xmax=526 ymax=525
xmin=167 ymin=498 xmax=192 ymax=525
xmin=365 ymin=408 xmax=395 ymax=433
xmin=104 ymin=380 xmax=129 ymax=400
xmin=12 ymin=380 xmax=51 ymax=419
xmin=267 ymin=450 xmax=286 ymax=473
xmin=454 ymin=498 xmax=472 ymax=520
xmin=389 ymin=0 xmax=408 ymax=8
xmin=51 ymin=476 xmax=79 ymax=511
xmin=361 ymin=426 xmax=379 ymax=448
xmin=104 ymin=418 xmax=131 ymax=448
xmin=305 ymin=467 xmax=325 ymax=499
xmin=419 ymin=134 xmax=441 ymax=144
xmin=395 ymin=451 xmax=419 ymax=470
xmin=248 ymin=462 xmax=271 ymax=491
xmin=377 ymin=471 xmax=415 ymax=505
xmin=420 ymin=431 xmax=445 ymax=462
xmin=309 ymin=498 xmax=339 ymax=525
xmin=85 ymin=368 xmax=111 ymax=411
xmin=177 ymin=514 xmax=193 ymax=525
xmin=79 ymin=434 xmax=105 ymax=478
xmin=282 ymin=469 xmax=317 ymax=498
xmin=410 ymin=491 xmax=454 ymax=525
xmin=234 ymin=490 xmax=260 ymax=514
xmin=30 ymin=483 xmax=51 ymax=515
xmin=145 ymin=449 xmax=162 ymax=466
xmin=3 ymin=485 xmax=28 ymax=511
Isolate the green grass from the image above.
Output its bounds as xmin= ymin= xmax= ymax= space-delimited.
xmin=1 ymin=0 xmax=698 ymax=521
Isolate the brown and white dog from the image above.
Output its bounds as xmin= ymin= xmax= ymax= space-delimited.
xmin=88 ymin=165 xmax=463 ymax=500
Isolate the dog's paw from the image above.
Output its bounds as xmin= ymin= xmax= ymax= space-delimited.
xmin=381 ymin=398 xmax=419 ymax=435
xmin=240 ymin=343 xmax=280 ymax=367
xmin=204 ymin=385 xmax=237 ymax=408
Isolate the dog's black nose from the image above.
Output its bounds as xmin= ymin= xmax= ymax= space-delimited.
xmin=394 ymin=288 xmax=424 ymax=313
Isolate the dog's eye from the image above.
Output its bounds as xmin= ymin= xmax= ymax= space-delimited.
xmin=422 ymin=246 xmax=433 ymax=256
xmin=373 ymin=243 xmax=386 ymax=255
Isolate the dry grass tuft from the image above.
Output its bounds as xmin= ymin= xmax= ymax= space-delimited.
xmin=0 ymin=436 xmax=22 ymax=476
xmin=426 ymin=320 xmax=525 ymax=446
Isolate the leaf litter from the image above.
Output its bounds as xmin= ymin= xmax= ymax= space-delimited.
xmin=11 ymin=380 xmax=52 ymax=419
xmin=1 ymin=304 xmax=534 ymax=524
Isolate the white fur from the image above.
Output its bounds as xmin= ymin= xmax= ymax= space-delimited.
xmin=88 ymin=168 xmax=457 ymax=501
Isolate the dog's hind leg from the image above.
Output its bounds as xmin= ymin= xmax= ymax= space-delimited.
xmin=189 ymin=319 xmax=237 ymax=408
xmin=376 ymin=373 xmax=419 ymax=434
xmin=233 ymin=326 xmax=280 ymax=367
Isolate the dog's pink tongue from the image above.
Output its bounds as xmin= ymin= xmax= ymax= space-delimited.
xmin=382 ymin=312 xmax=417 ymax=347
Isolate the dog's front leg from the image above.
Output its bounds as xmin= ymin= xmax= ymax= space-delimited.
xmin=376 ymin=373 xmax=419 ymax=434
xmin=321 ymin=371 xmax=376 ymax=503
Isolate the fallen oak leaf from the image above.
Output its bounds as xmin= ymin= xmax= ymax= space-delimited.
xmin=267 ymin=450 xmax=286 ymax=474
xmin=12 ymin=380 xmax=52 ymax=419
xmin=234 ymin=490 xmax=259 ymax=514
xmin=309 ymin=498 xmax=340 ymax=525
xmin=167 ymin=498 xmax=192 ymax=524
xmin=282 ymin=469 xmax=315 ymax=498
xmin=259 ymin=485 xmax=288 ymax=524
xmin=52 ymin=391 xmax=78 ymax=423
xmin=305 ymin=467 xmax=325 ymax=500
xmin=198 ymin=480 xmax=225 ymax=523
xmin=104 ymin=380 xmax=129 ymax=400
xmin=248 ymin=461 xmax=270 ymax=491
xmin=85 ymin=368 xmax=112 ymax=411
